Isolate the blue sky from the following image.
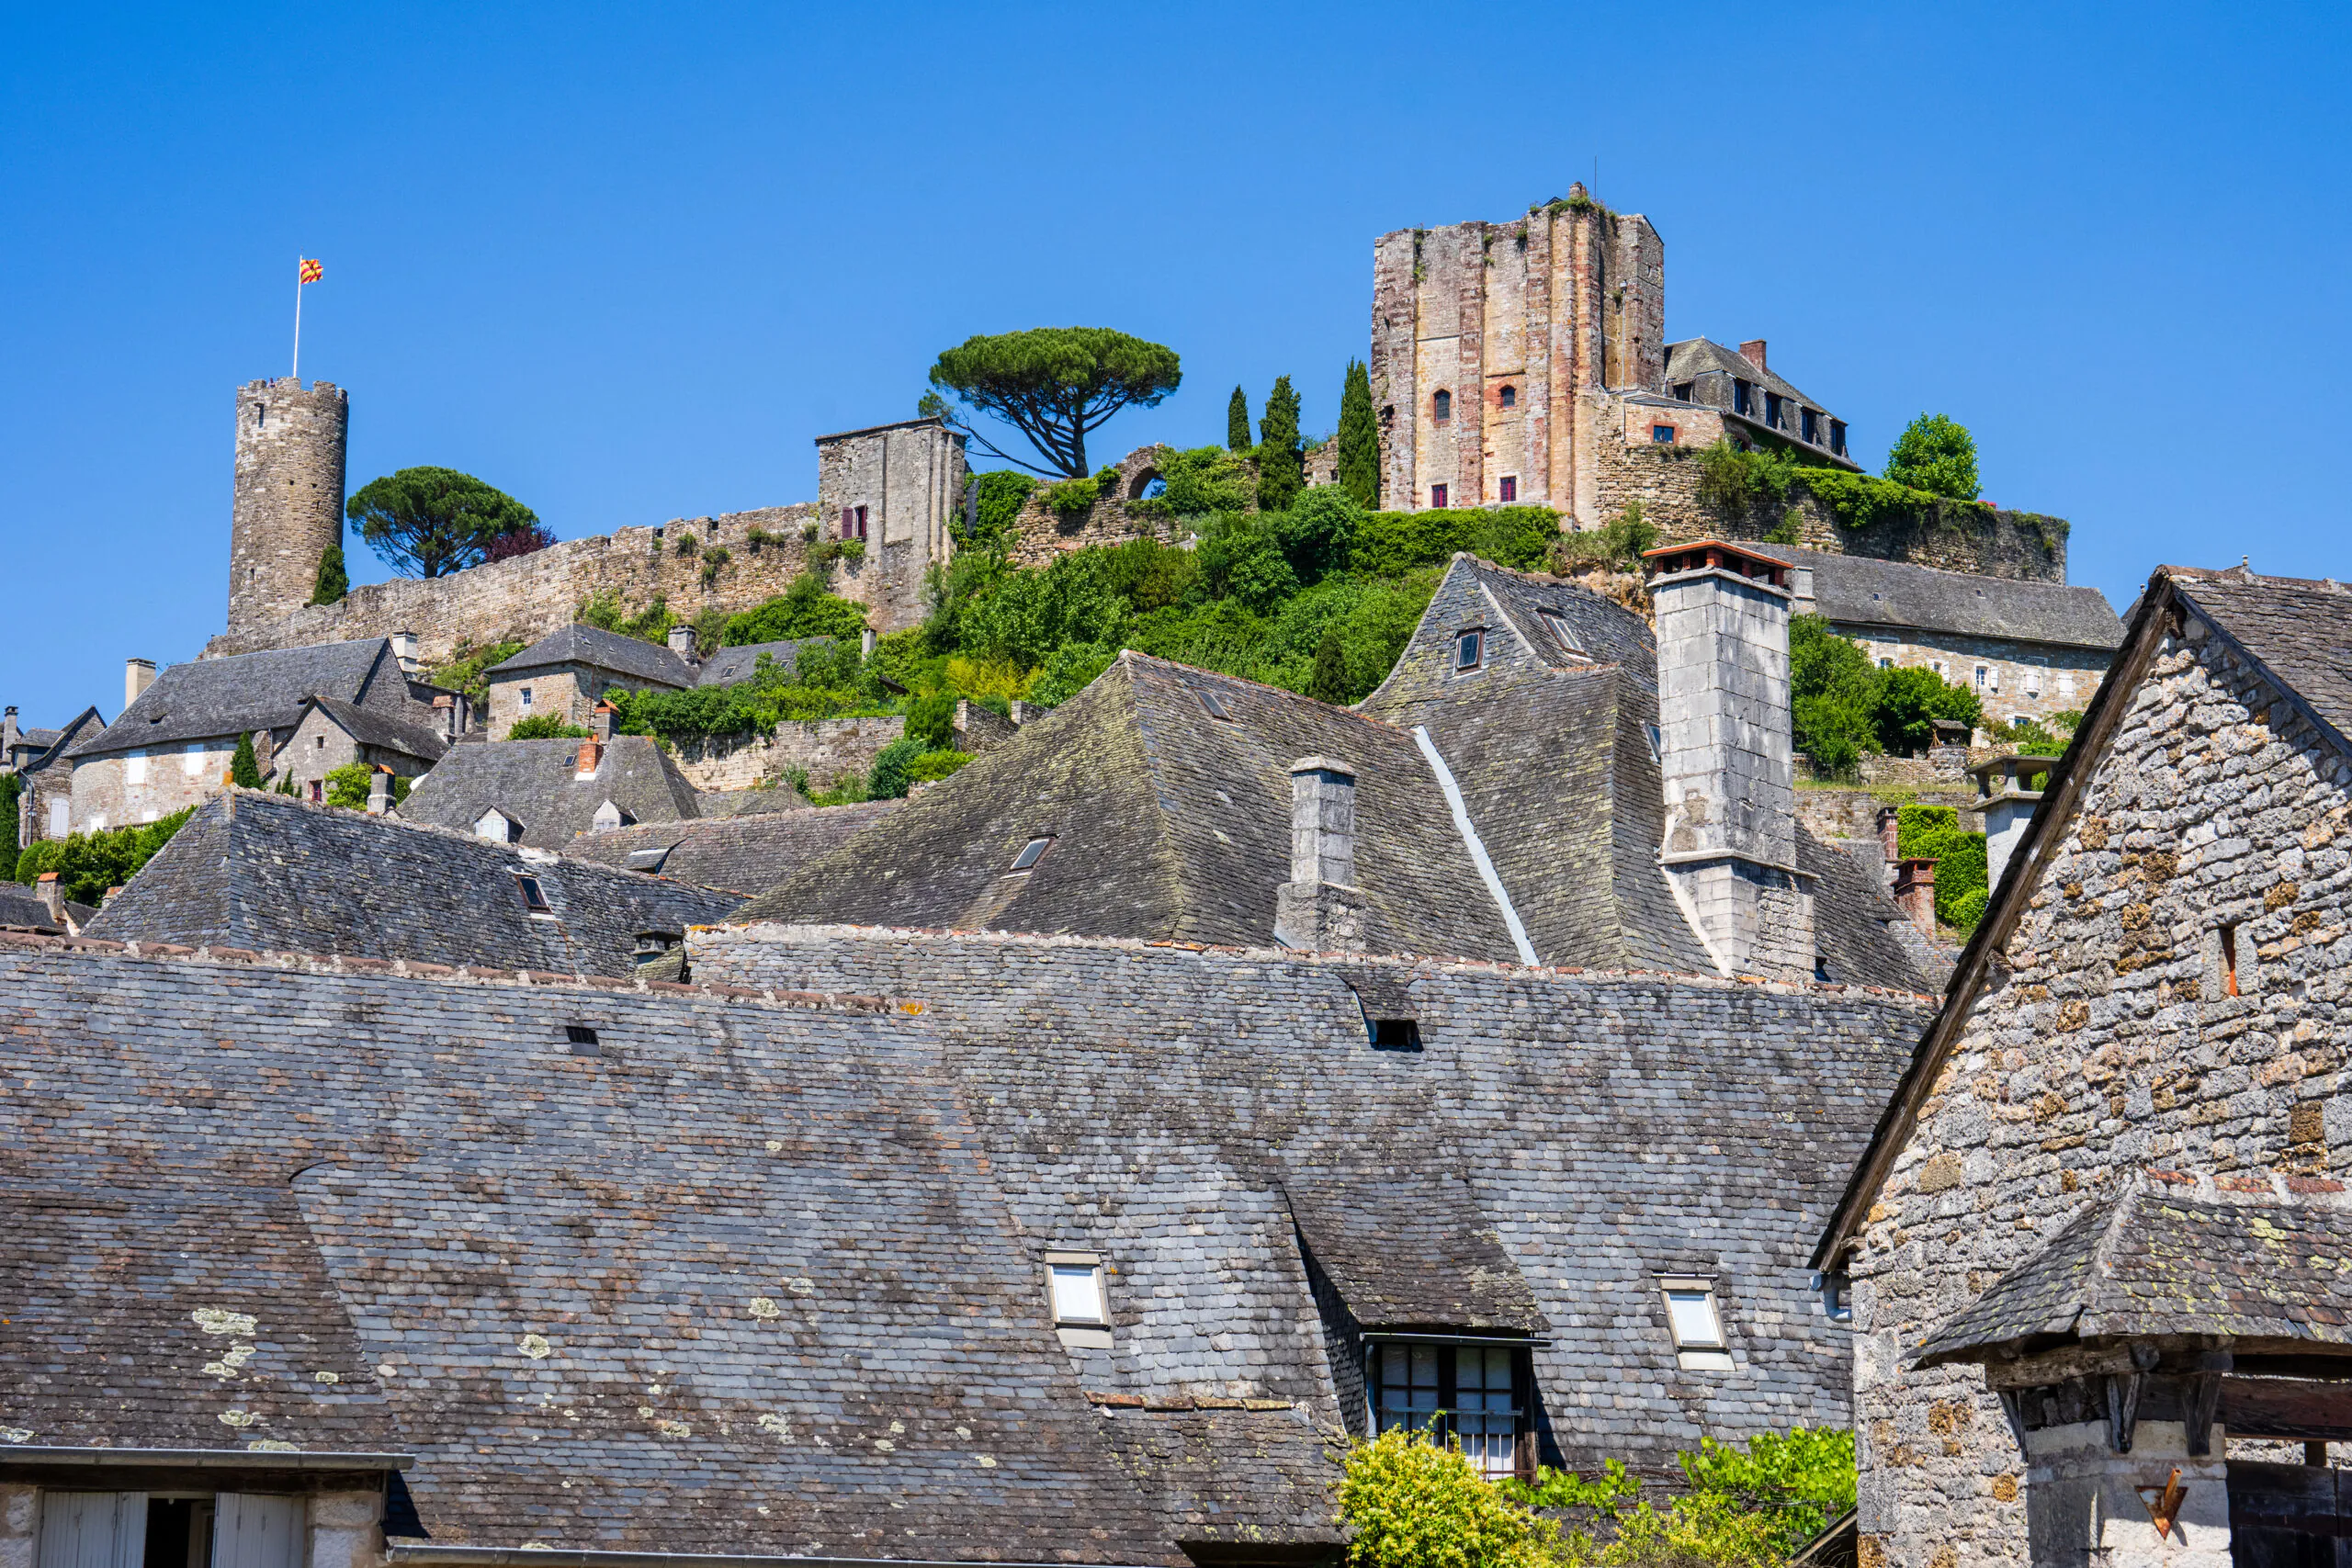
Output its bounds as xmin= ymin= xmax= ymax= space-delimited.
xmin=4 ymin=2 xmax=2346 ymax=725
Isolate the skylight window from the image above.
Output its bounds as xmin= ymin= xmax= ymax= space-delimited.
xmin=1010 ymin=836 xmax=1054 ymax=873
xmin=1661 ymin=1278 xmax=1733 ymax=1371
xmin=515 ymin=874 xmax=551 ymax=914
xmin=1536 ymin=608 xmax=1583 ymax=659
xmin=565 ymin=1024 xmax=601 ymax=1055
xmin=1046 ymin=1249 xmax=1112 ymax=1348
xmin=1454 ymin=629 xmax=1484 ymax=671
xmin=1196 ymin=688 xmax=1233 ymax=721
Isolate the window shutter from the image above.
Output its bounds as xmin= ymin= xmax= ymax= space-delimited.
xmin=215 ymin=1494 xmax=305 ymax=1568
xmin=37 ymin=1492 xmax=147 ymax=1568
xmin=841 ymin=507 xmax=854 ymax=541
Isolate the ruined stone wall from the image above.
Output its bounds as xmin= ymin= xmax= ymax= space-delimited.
xmin=1590 ymin=440 xmax=2071 ymax=584
xmin=1846 ymin=618 xmax=2352 ymax=1567
xmin=668 ymin=716 xmax=909 ymax=793
xmin=230 ymin=378 xmax=347 ymax=638
xmin=1003 ymin=447 xmax=1182 ymax=569
xmin=208 ymin=503 xmax=832 ymax=666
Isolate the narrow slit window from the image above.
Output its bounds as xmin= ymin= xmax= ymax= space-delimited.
xmin=1498 ymin=475 xmax=1517 ymax=502
xmin=1432 ymin=389 xmax=1451 ymax=422
xmin=1010 ymin=836 xmax=1054 ymax=872
xmin=1454 ymin=629 xmax=1483 ymax=671
xmin=2222 ymin=923 xmax=2241 ymax=998
xmin=515 ymin=874 xmax=551 ymax=914
xmin=255 ymin=404 xmax=266 ymax=428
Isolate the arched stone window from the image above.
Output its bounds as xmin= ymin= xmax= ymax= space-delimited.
xmin=1432 ymin=390 xmax=1452 ymax=422
xmin=1128 ymin=468 xmax=1164 ymax=501
xmin=1498 ymin=386 xmax=1516 ymax=409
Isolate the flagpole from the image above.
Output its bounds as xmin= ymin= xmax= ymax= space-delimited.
xmin=292 ymin=257 xmax=303 ymax=380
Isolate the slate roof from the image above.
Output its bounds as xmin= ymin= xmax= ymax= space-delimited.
xmin=69 ymin=639 xmax=401 ymax=756
xmin=2168 ymin=566 xmax=2352 ymax=747
xmin=565 ymin=800 xmax=899 ymax=895
xmin=398 ymin=736 xmax=703 ymax=849
xmin=491 ymin=625 xmax=695 ymax=688
xmin=85 ymin=790 xmax=741 ymax=976
xmin=1287 ymin=1175 xmax=1551 ymax=1335
xmin=695 ymin=637 xmax=836 ymax=688
xmin=22 ymin=707 xmax=104 ymax=775
xmin=734 ymin=653 xmax=1523 ymax=963
xmin=1098 ymin=1409 xmax=1342 ymax=1551
xmin=1664 ymin=338 xmax=1836 ymax=413
xmin=0 ymin=886 xmax=64 ymax=931
xmin=696 ymin=783 xmax=818 ymax=818
xmin=1913 ymin=1181 xmax=2352 ymax=1367
xmin=1757 ymin=545 xmax=2125 ymax=651
xmin=300 ymin=694 xmax=449 ymax=762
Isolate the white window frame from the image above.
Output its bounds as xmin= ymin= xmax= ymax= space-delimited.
xmin=1010 ymin=836 xmax=1054 ymax=873
xmin=1046 ymin=1248 xmax=1111 ymax=1348
xmin=519 ymin=687 xmax=534 ymax=710
xmin=183 ymin=742 xmax=207 ymax=778
xmin=1454 ymin=628 xmax=1484 ymax=672
xmin=1659 ymin=1276 xmax=1734 ymax=1371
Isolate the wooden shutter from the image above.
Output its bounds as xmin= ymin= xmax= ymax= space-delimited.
xmin=214 ymin=1494 xmax=304 ymax=1568
xmin=37 ymin=1492 xmax=147 ymax=1568
xmin=840 ymin=507 xmax=854 ymax=540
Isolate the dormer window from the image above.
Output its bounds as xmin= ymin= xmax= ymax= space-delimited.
xmin=1801 ymin=408 xmax=1820 ymax=444
xmin=1661 ymin=1278 xmax=1733 ymax=1371
xmin=1046 ymin=1249 xmax=1112 ymax=1348
xmin=1733 ymin=379 xmax=1753 ymax=416
xmin=1371 ymin=1342 xmax=1527 ymax=1478
xmin=1431 ymin=389 xmax=1451 ymax=423
xmin=632 ymin=933 xmax=679 ymax=966
xmin=1453 ymin=629 xmax=1484 ymax=671
xmin=1009 ymin=836 xmax=1054 ymax=872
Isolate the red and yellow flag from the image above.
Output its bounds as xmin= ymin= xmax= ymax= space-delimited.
xmin=299 ymin=258 xmax=322 ymax=284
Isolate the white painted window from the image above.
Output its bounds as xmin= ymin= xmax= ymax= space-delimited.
xmin=86 ymin=813 xmax=106 ymax=830
xmin=1049 ymin=1261 xmax=1106 ymax=1324
xmin=214 ymin=1494 xmax=304 ymax=1568
xmin=141 ymin=809 xmax=157 ymax=823
xmin=37 ymin=1492 xmax=147 ymax=1568
xmin=49 ymin=798 xmax=67 ymax=836
xmin=1661 ymin=1278 xmax=1734 ymax=1371
xmin=519 ymin=687 xmax=534 ymax=709
xmin=125 ymin=752 xmax=147 ymax=784
xmin=2059 ymin=671 xmax=2076 ymax=700
xmin=183 ymin=742 xmax=207 ymax=777
xmin=2026 ymin=668 xmax=2041 ymax=697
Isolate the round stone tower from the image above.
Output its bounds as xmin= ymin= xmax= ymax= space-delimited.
xmin=229 ymin=378 xmax=347 ymax=637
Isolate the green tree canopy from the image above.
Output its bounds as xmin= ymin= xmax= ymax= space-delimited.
xmin=1884 ymin=412 xmax=1980 ymax=501
xmin=1877 ymin=664 xmax=1982 ymax=754
xmin=722 ymin=573 xmax=871 ymax=645
xmin=1789 ymin=615 xmax=1883 ymax=774
xmin=1256 ymin=375 xmax=1304 ymax=512
xmin=923 ymin=328 xmax=1182 ymax=478
xmin=1336 ymin=359 xmax=1380 ymax=509
xmin=347 ymin=467 xmax=540 ymax=579
xmin=1227 ymin=385 xmax=1251 ymax=451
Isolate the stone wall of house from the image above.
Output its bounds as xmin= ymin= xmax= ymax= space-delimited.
xmin=669 ymin=716 xmax=910 ymax=794
xmin=1845 ymin=616 xmax=2352 ymax=1568
xmin=1589 ymin=440 xmax=2070 ymax=584
xmin=1832 ymin=628 xmax=2108 ymax=727
xmin=68 ymin=743 xmax=240 ymax=832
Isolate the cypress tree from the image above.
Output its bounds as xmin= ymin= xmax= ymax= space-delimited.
xmin=311 ymin=541 xmax=349 ymax=605
xmin=231 ymin=732 xmax=263 ymax=789
xmin=1256 ymin=376 xmax=1304 ymax=513
xmin=1227 ymin=386 xmax=1251 ymax=451
xmin=1306 ymin=631 xmax=1349 ymax=704
xmin=1336 ymin=359 xmax=1380 ymax=510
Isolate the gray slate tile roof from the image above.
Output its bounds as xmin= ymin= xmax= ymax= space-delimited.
xmin=565 ymin=800 xmax=899 ymax=894
xmin=85 ymin=790 xmax=741 ymax=976
xmin=1664 ymin=338 xmax=1834 ymax=413
xmin=1287 ymin=1174 xmax=1550 ymax=1335
xmin=1097 ymin=1408 xmax=1342 ymax=1551
xmin=695 ymin=637 xmax=836 ymax=687
xmin=1758 ymin=545 xmax=2125 ymax=651
xmin=2168 ymin=566 xmax=2352 ymax=746
xmin=399 ymin=736 xmax=702 ymax=848
xmin=695 ymin=783 xmax=817 ymax=818
xmin=0 ymin=886 xmax=64 ymax=931
xmin=733 ymin=652 xmax=1521 ymax=963
xmin=301 ymin=694 xmax=449 ymax=762
xmin=70 ymin=639 xmax=402 ymax=756
xmin=16 ymin=707 xmax=104 ymax=776
xmin=491 ymin=625 xmax=695 ymax=688
xmin=1914 ymin=1179 xmax=2352 ymax=1367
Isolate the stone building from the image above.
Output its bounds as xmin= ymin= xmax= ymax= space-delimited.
xmin=1664 ymin=337 xmax=1849 ymax=461
xmin=1812 ymin=563 xmax=2352 ymax=1564
xmin=226 ymin=378 xmax=347 ymax=642
xmin=483 ymin=624 xmax=699 ymax=737
xmin=88 ymin=787 xmax=742 ymax=977
xmin=5 ymin=705 xmax=104 ymax=847
xmin=814 ymin=415 xmax=967 ymax=627
xmin=62 ymin=640 xmax=448 ymax=833
xmin=1759 ymin=545 xmax=2126 ymax=728
xmin=398 ymin=728 xmax=704 ymax=848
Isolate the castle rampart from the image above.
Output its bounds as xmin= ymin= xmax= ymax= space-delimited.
xmin=229 ymin=378 xmax=346 ymax=637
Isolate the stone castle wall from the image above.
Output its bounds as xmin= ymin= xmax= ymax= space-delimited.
xmin=230 ymin=378 xmax=347 ymax=637
xmin=1846 ymin=616 xmax=2352 ymax=1567
xmin=1591 ymin=441 xmax=2070 ymax=584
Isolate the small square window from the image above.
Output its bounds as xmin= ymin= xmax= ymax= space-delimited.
xmin=1050 ymin=1261 xmax=1106 ymax=1324
xmin=516 ymin=874 xmax=551 ymax=914
xmin=1661 ymin=1279 xmax=1733 ymax=1371
xmin=1430 ymin=483 xmax=1449 ymax=510
xmin=1498 ymin=475 xmax=1517 ymax=502
xmin=520 ymin=687 xmax=534 ymax=709
xmin=565 ymin=1024 xmax=600 ymax=1055
xmin=1454 ymin=629 xmax=1483 ymax=671
xmin=1010 ymin=836 xmax=1054 ymax=872
xmin=1196 ymin=688 xmax=1233 ymax=721
xmin=1652 ymin=423 xmax=1676 ymax=444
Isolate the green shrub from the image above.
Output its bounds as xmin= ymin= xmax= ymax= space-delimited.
xmin=1043 ymin=476 xmax=1100 ymax=518
xmin=908 ymin=749 xmax=971 ymax=784
xmin=722 ymin=573 xmax=870 ymax=645
xmin=1790 ymin=615 xmax=1883 ymax=775
xmin=1511 ymin=1425 xmax=1856 ymax=1566
xmin=20 ymin=807 xmax=196 ymax=904
xmin=1898 ymin=804 xmax=1990 ymax=928
xmin=322 ymin=764 xmax=373 ymax=808
xmin=507 ymin=714 xmax=592 ymax=740
xmin=577 ymin=590 xmax=679 ymax=644
xmin=1157 ymin=445 xmax=1257 ymax=516
xmin=1195 ymin=513 xmax=1299 ymax=615
xmin=1877 ymin=666 xmax=1981 ymax=754
xmin=867 ymin=735 xmax=929 ymax=799
xmin=1256 ymin=375 xmax=1304 ymax=513
xmin=699 ymin=544 xmax=730 ymax=587
xmin=428 ymin=638 xmax=526 ymax=704
xmin=611 ymin=643 xmax=885 ymax=743
xmin=310 ymin=542 xmax=349 ymax=605
xmin=905 ymin=691 xmax=957 ymax=750
xmin=1555 ymin=502 xmax=1657 ymax=573
xmin=967 ymin=471 xmax=1039 ymax=545
xmin=1027 ymin=641 xmax=1119 ymax=705
xmin=0 ymin=775 xmax=17 ymax=857
xmin=1348 ymin=504 xmax=1561 ymax=576
xmin=1272 ymin=485 xmax=1361 ymax=585
xmin=1951 ymin=886 xmax=1990 ymax=933
xmin=1337 ymin=1427 xmax=1556 ymax=1568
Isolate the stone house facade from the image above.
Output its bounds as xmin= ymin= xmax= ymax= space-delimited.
xmin=483 ymin=624 xmax=696 ymax=737
xmin=6 ymin=705 xmax=104 ymax=847
xmin=1813 ymin=564 xmax=2352 ymax=1565
xmin=277 ymin=696 xmax=453 ymax=800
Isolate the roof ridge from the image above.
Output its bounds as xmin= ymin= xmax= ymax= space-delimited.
xmin=1093 ymin=657 xmax=1199 ymax=941
xmin=1116 ymin=649 xmax=1410 ymax=739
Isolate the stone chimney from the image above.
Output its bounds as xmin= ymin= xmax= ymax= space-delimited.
xmin=434 ymin=694 xmax=458 ymax=744
xmin=1643 ymin=540 xmax=1814 ymax=979
xmin=667 ymin=625 xmax=697 ymax=661
xmin=1272 ymin=757 xmax=1367 ymax=953
xmin=366 ymin=769 xmax=391 ymax=816
xmin=593 ymin=702 xmax=616 ymax=742
xmin=1875 ymin=806 xmax=1902 ymax=886
xmin=1738 ymin=339 xmax=1768 ymax=371
xmin=389 ymin=631 xmax=421 ymax=676
xmin=1 ymin=707 xmax=17 ymax=768
xmin=125 ymin=659 xmax=156 ymax=709
xmin=1893 ymin=858 xmax=1938 ymax=935
xmin=35 ymin=872 xmax=63 ymax=924
xmin=1970 ymin=754 xmax=2056 ymax=895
